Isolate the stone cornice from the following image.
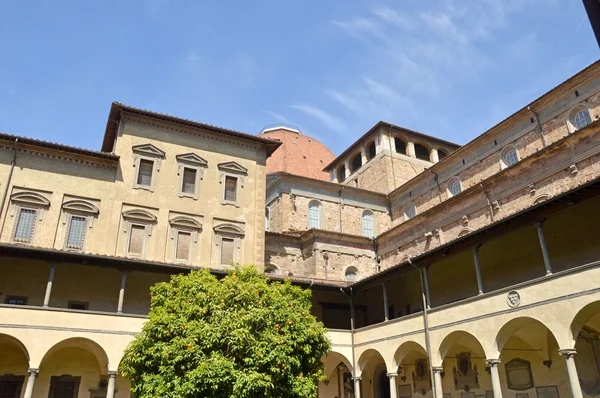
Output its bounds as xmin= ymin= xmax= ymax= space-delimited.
xmin=0 ymin=142 xmax=118 ymax=169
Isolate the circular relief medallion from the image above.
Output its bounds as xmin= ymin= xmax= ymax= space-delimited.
xmin=507 ymin=290 xmax=521 ymax=308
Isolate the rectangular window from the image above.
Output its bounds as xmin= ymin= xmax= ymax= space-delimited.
xmin=182 ymin=168 xmax=197 ymax=195
xmin=49 ymin=376 xmax=80 ymax=398
xmin=128 ymin=224 xmax=146 ymax=255
xmin=65 ymin=216 xmax=87 ymax=249
xmin=224 ymin=176 xmax=237 ymax=202
xmin=175 ymin=231 xmax=192 ymax=260
xmin=13 ymin=208 xmax=37 ymax=243
xmin=137 ymin=159 xmax=154 ymax=187
xmin=221 ymin=237 xmax=235 ymax=265
xmin=0 ymin=375 xmax=25 ymax=398
xmin=4 ymin=295 xmax=28 ymax=305
xmin=68 ymin=301 xmax=89 ymax=310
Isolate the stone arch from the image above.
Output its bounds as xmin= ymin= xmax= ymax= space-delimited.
xmin=357 ymin=348 xmax=386 ymax=375
xmin=0 ymin=333 xmax=30 ymax=362
xmin=322 ymin=351 xmax=353 ymax=379
xmin=494 ymin=316 xmax=562 ymax=357
xmin=532 ymin=193 xmax=550 ymax=205
xmin=569 ymin=300 xmax=600 ymax=346
xmin=437 ymin=330 xmax=488 ymax=365
xmin=40 ymin=337 xmax=110 ymax=374
xmin=393 ymin=340 xmax=427 ymax=368
xmin=350 ymin=152 xmax=362 ymax=174
xmin=457 ymin=227 xmax=473 ymax=238
xmin=414 ymin=143 xmax=430 ymax=161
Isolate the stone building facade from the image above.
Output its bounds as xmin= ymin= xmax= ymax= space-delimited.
xmin=1 ymin=62 xmax=600 ymax=398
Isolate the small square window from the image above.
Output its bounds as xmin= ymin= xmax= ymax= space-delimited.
xmin=137 ymin=159 xmax=154 ymax=187
xmin=221 ymin=237 xmax=235 ymax=265
xmin=68 ymin=301 xmax=89 ymax=310
xmin=128 ymin=224 xmax=146 ymax=255
xmin=182 ymin=168 xmax=197 ymax=195
xmin=65 ymin=215 xmax=87 ymax=250
xmin=224 ymin=176 xmax=237 ymax=202
xmin=4 ymin=295 xmax=28 ymax=305
xmin=175 ymin=231 xmax=192 ymax=261
xmin=13 ymin=208 xmax=37 ymax=243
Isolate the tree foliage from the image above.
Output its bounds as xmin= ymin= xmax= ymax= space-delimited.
xmin=120 ymin=266 xmax=331 ymax=398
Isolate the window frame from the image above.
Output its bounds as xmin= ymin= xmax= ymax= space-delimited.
xmin=49 ymin=375 xmax=81 ymax=398
xmin=122 ymin=209 xmax=157 ymax=259
xmin=214 ymin=223 xmax=245 ymax=267
xmin=394 ymin=137 xmax=407 ymax=155
xmin=169 ymin=216 xmax=202 ymax=265
xmin=500 ymin=145 xmax=520 ymax=169
xmin=567 ymin=104 xmax=594 ymax=133
xmin=132 ymin=143 xmax=166 ymax=192
xmin=405 ymin=204 xmax=417 ymax=220
xmin=447 ymin=177 xmax=462 ymax=198
xmin=176 ymin=153 xmax=208 ymax=200
xmin=308 ymin=200 xmax=323 ymax=230
xmin=344 ymin=266 xmax=359 ymax=282
xmin=61 ymin=200 xmax=100 ymax=252
xmin=218 ymin=162 xmax=248 ymax=207
xmin=362 ymin=210 xmax=376 ymax=238
xmin=9 ymin=191 xmax=50 ymax=245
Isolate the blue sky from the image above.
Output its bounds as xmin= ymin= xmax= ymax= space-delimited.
xmin=0 ymin=1 xmax=597 ymax=155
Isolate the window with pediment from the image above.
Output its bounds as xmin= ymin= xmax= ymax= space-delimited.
xmin=176 ymin=153 xmax=208 ymax=200
xmin=214 ymin=223 xmax=245 ymax=266
xmin=61 ymin=200 xmax=99 ymax=251
xmin=218 ymin=162 xmax=248 ymax=207
xmin=132 ymin=143 xmax=166 ymax=192
xmin=169 ymin=216 xmax=202 ymax=264
xmin=122 ymin=209 xmax=157 ymax=258
xmin=9 ymin=191 xmax=51 ymax=245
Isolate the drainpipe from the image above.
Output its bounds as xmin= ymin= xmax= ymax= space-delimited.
xmin=387 ymin=126 xmax=398 ymax=190
xmin=338 ymin=189 xmax=344 ymax=233
xmin=340 ymin=287 xmax=357 ymax=387
xmin=425 ymin=168 xmax=443 ymax=204
xmin=0 ymin=138 xmax=18 ymax=220
xmin=527 ymin=106 xmax=546 ymax=148
xmin=408 ymin=258 xmax=436 ymax=398
xmin=480 ymin=183 xmax=495 ymax=222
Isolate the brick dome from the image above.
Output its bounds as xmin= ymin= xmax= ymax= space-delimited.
xmin=259 ymin=126 xmax=335 ymax=181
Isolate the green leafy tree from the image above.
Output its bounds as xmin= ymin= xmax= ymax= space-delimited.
xmin=120 ymin=266 xmax=331 ymax=398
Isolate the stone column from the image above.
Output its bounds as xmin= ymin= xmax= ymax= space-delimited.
xmin=559 ymin=349 xmax=583 ymax=398
xmin=430 ymin=148 xmax=439 ymax=163
xmin=382 ymin=282 xmax=389 ymax=321
xmin=388 ymin=373 xmax=398 ymax=398
xmin=344 ymin=160 xmax=351 ymax=179
xmin=361 ymin=146 xmax=368 ymax=165
xmin=422 ymin=266 xmax=431 ymax=309
xmin=486 ymin=359 xmax=503 ymax=398
xmin=472 ymin=245 xmax=484 ymax=295
xmin=106 ymin=371 xmax=117 ymax=398
xmin=353 ymin=377 xmax=362 ymax=398
xmin=43 ymin=263 xmax=56 ymax=307
xmin=535 ymin=220 xmax=552 ymax=275
xmin=407 ymin=142 xmax=416 ymax=158
xmin=23 ymin=368 xmax=38 ymax=398
xmin=117 ymin=271 xmax=127 ymax=313
xmin=432 ymin=367 xmax=444 ymax=398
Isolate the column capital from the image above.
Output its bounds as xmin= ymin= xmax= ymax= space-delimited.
xmin=387 ymin=372 xmax=398 ymax=378
xmin=559 ymin=349 xmax=577 ymax=359
xmin=107 ymin=371 xmax=118 ymax=377
xmin=485 ymin=359 xmax=501 ymax=367
xmin=27 ymin=368 xmax=39 ymax=375
xmin=432 ymin=366 xmax=444 ymax=373
xmin=352 ymin=376 xmax=362 ymax=381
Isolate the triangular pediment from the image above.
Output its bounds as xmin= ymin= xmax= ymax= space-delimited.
xmin=218 ymin=161 xmax=248 ymax=175
xmin=132 ymin=143 xmax=165 ymax=158
xmin=62 ymin=200 xmax=99 ymax=215
xmin=11 ymin=191 xmax=51 ymax=207
xmin=176 ymin=153 xmax=208 ymax=167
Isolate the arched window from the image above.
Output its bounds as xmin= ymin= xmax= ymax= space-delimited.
xmin=414 ymin=144 xmax=430 ymax=161
xmin=264 ymin=264 xmax=280 ymax=275
xmin=265 ymin=207 xmax=270 ymax=231
xmin=394 ymin=138 xmax=407 ymax=155
xmin=573 ymin=108 xmax=592 ymax=130
xmin=501 ymin=146 xmax=519 ymax=168
xmin=367 ymin=141 xmax=376 ymax=160
xmin=405 ymin=205 xmax=417 ymax=220
xmin=438 ymin=150 xmax=447 ymax=160
xmin=337 ymin=166 xmax=346 ymax=183
xmin=448 ymin=178 xmax=462 ymax=197
xmin=308 ymin=200 xmax=322 ymax=229
xmin=362 ymin=210 xmax=375 ymax=238
xmin=350 ymin=153 xmax=362 ymax=174
xmin=344 ymin=266 xmax=359 ymax=282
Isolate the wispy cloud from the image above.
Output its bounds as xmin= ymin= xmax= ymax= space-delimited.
xmin=287 ymin=104 xmax=346 ymax=135
xmin=263 ymin=110 xmax=288 ymax=123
